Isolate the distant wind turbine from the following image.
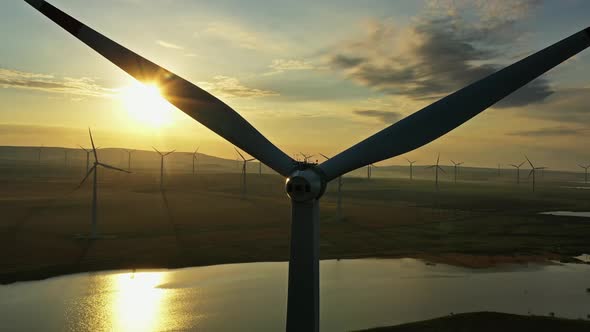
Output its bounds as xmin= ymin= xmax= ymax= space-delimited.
xmin=321 ymin=153 xmax=343 ymax=220
xmin=366 ymin=164 xmax=379 ymax=180
xmin=525 ymin=156 xmax=545 ymax=192
xmin=192 ymin=147 xmax=199 ymax=175
xmin=236 ymin=147 xmax=255 ymax=199
xmin=426 ymin=153 xmax=446 ymax=190
xmin=64 ymin=149 xmax=69 ymax=168
xmin=300 ymin=152 xmax=315 ymax=163
xmin=79 ymin=145 xmax=93 ymax=172
xmin=405 ymin=158 xmax=416 ymax=181
xmin=123 ymin=149 xmax=135 ymax=172
xmin=77 ymin=129 xmax=130 ymax=238
xmin=510 ymin=161 xmax=526 ymax=184
xmin=579 ymin=164 xmax=590 ymax=184
xmin=153 ymin=147 xmax=175 ymax=190
xmin=450 ymin=160 xmax=464 ymax=183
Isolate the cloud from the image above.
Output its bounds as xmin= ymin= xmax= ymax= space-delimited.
xmin=353 ymin=109 xmax=403 ymax=124
xmin=204 ymin=22 xmax=264 ymax=50
xmin=198 ymin=76 xmax=278 ymax=98
xmin=327 ymin=0 xmax=549 ymax=108
xmin=0 ymin=68 xmax=113 ymax=97
xmin=265 ymin=59 xmax=315 ymax=75
xmin=519 ymin=87 xmax=590 ymax=123
xmin=156 ymin=40 xmax=184 ymax=50
xmin=507 ymin=126 xmax=587 ymax=137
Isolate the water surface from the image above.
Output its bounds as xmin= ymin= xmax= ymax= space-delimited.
xmin=1 ymin=259 xmax=589 ymax=331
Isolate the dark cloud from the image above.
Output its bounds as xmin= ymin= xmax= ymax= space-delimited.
xmin=327 ymin=1 xmax=552 ymax=108
xmin=353 ymin=109 xmax=402 ymax=123
xmin=507 ymin=126 xmax=587 ymax=137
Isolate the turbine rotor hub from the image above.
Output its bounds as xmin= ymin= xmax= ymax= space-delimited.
xmin=285 ymin=163 xmax=326 ymax=202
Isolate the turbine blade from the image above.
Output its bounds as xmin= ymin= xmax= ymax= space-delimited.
xmin=525 ymin=155 xmax=534 ymax=168
xmin=76 ymin=165 xmax=96 ymax=189
xmin=78 ymin=145 xmax=88 ymax=152
xmin=246 ymin=158 xmax=256 ymax=162
xmin=163 ymin=150 xmax=175 ymax=156
xmin=234 ymin=147 xmax=245 ymax=161
xmin=510 ymin=164 xmax=518 ymax=168
xmin=25 ymin=0 xmax=293 ymax=177
xmin=528 ymin=169 xmax=534 ymax=178
xmin=319 ymin=153 xmax=330 ymax=160
xmin=98 ymin=162 xmax=131 ymax=173
xmin=438 ymin=166 xmax=447 ymax=174
xmin=88 ymin=128 xmax=98 ymax=161
xmin=436 ymin=153 xmax=440 ymax=166
xmin=425 ymin=165 xmax=435 ymax=169
xmin=451 ymin=160 xmax=456 ymax=165
xmin=519 ymin=161 xmax=526 ymax=168
xmin=318 ymin=28 xmax=590 ymax=181
xmin=152 ymin=146 xmax=162 ymax=155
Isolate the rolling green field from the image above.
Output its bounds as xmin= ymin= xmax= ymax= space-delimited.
xmin=1 ymin=147 xmax=590 ymax=283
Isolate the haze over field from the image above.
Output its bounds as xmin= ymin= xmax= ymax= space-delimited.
xmin=1 ymin=0 xmax=590 ymax=169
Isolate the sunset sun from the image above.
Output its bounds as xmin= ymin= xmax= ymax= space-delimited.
xmin=120 ymin=82 xmax=174 ymax=128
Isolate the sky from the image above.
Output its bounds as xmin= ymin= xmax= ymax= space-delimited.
xmin=1 ymin=0 xmax=590 ymax=170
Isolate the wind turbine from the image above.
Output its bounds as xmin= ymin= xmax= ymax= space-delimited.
xmin=26 ymin=3 xmax=590 ymax=329
xmin=77 ymin=129 xmax=130 ymax=238
xmin=123 ymin=149 xmax=135 ymax=172
xmin=450 ymin=160 xmax=463 ymax=183
xmin=510 ymin=161 xmax=526 ymax=184
xmin=366 ymin=163 xmax=379 ymax=180
xmin=405 ymin=158 xmax=416 ymax=180
xmin=192 ymin=147 xmax=199 ymax=175
xmin=235 ymin=147 xmax=255 ymax=199
xmin=79 ymin=145 xmax=93 ymax=172
xmin=64 ymin=148 xmax=69 ymax=168
xmin=579 ymin=164 xmax=590 ymax=184
xmin=426 ymin=154 xmax=446 ymax=190
xmin=300 ymin=152 xmax=315 ymax=163
xmin=153 ymin=147 xmax=175 ymax=190
xmin=320 ymin=153 xmax=343 ymax=220
xmin=525 ymin=156 xmax=546 ymax=192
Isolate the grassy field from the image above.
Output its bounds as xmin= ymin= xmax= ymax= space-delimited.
xmin=360 ymin=312 xmax=590 ymax=331
xmin=1 ymin=149 xmax=590 ymax=283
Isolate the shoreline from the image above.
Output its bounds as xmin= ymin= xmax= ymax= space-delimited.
xmin=2 ymin=252 xmax=587 ymax=285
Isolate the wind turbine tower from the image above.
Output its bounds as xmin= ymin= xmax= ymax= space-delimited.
xmin=236 ymin=148 xmax=255 ymax=199
xmin=525 ymin=156 xmax=545 ymax=192
xmin=579 ymin=164 xmax=590 ymax=184
xmin=123 ymin=149 xmax=135 ymax=172
xmin=405 ymin=158 xmax=416 ymax=180
xmin=153 ymin=147 xmax=175 ymax=190
xmin=321 ymin=153 xmax=343 ymax=220
xmin=510 ymin=161 xmax=526 ymax=184
xmin=77 ymin=129 xmax=129 ymax=238
xmin=192 ymin=147 xmax=199 ymax=175
xmin=426 ymin=153 xmax=446 ymax=190
xmin=451 ymin=160 xmax=464 ymax=183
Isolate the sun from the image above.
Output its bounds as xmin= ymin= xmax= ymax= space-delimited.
xmin=119 ymin=82 xmax=175 ymax=128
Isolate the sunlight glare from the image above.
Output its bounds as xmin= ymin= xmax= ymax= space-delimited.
xmin=120 ymin=82 xmax=174 ymax=128
xmin=112 ymin=271 xmax=165 ymax=332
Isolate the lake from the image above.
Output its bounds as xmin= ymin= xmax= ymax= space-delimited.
xmin=1 ymin=259 xmax=589 ymax=331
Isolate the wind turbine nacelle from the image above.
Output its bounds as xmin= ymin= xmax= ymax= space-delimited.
xmin=285 ymin=167 xmax=326 ymax=202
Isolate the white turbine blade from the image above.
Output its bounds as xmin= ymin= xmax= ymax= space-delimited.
xmin=519 ymin=161 xmax=526 ymax=168
xmin=152 ymin=146 xmax=162 ymax=155
xmin=163 ymin=150 xmax=175 ymax=156
xmin=246 ymin=158 xmax=256 ymax=162
xmin=528 ymin=169 xmax=534 ymax=178
xmin=76 ymin=165 xmax=96 ymax=189
xmin=437 ymin=166 xmax=447 ymax=174
xmin=25 ymin=0 xmax=293 ymax=177
xmin=88 ymin=128 xmax=99 ymax=161
xmin=320 ymin=153 xmax=330 ymax=160
xmin=319 ymin=28 xmax=590 ymax=181
xmin=78 ymin=145 xmax=88 ymax=152
xmin=98 ymin=162 xmax=131 ymax=173
xmin=451 ymin=159 xmax=456 ymax=165
xmin=510 ymin=164 xmax=518 ymax=168
xmin=436 ymin=153 xmax=440 ymax=166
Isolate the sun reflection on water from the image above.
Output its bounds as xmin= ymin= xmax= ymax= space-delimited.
xmin=111 ymin=271 xmax=165 ymax=332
